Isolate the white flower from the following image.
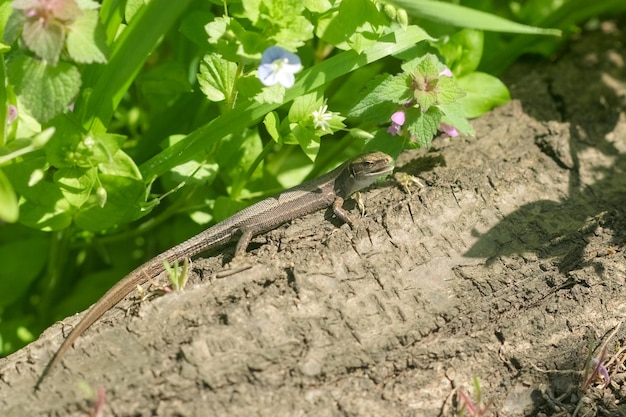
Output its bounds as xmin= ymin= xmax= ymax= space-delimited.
xmin=311 ymin=105 xmax=333 ymax=131
xmin=257 ymin=46 xmax=302 ymax=88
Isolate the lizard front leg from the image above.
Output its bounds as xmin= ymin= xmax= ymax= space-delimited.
xmin=332 ymin=196 xmax=355 ymax=226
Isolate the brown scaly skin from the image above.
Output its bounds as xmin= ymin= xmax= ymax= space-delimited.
xmin=35 ymin=151 xmax=394 ymax=389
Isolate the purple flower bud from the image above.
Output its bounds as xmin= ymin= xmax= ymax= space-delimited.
xmin=6 ymin=105 xmax=17 ymax=124
xmin=439 ymin=68 xmax=453 ymax=77
xmin=387 ymin=110 xmax=405 ymax=136
xmin=439 ymin=122 xmax=458 ymax=137
xmin=591 ymin=358 xmax=610 ymax=388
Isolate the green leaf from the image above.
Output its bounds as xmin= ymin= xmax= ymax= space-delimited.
xmin=263 ymin=112 xmax=281 ymax=143
xmin=137 ymin=62 xmax=193 ymax=109
xmin=74 ymin=173 xmax=145 ymax=231
xmin=316 ymin=0 xmax=387 ymax=52
xmin=3 ymin=9 xmax=25 ymax=46
xmin=22 ymin=19 xmax=65 ymax=65
xmin=406 ymin=106 xmax=442 ymax=148
xmin=305 ymin=0 xmax=333 ymax=13
xmin=166 ymin=135 xmax=218 ymax=186
xmin=46 ymin=118 xmax=125 ymax=169
xmin=44 ymin=116 xmax=86 ymax=168
xmin=53 ymin=167 xmax=97 ymax=208
xmin=0 ymin=237 xmax=48 ymax=308
xmin=435 ymin=29 xmax=484 ymax=76
xmin=389 ymin=0 xmax=561 ymax=35
xmin=242 ymin=0 xmax=314 ymax=50
xmin=75 ymin=0 xmax=193 ymax=132
xmin=8 ymin=56 xmax=81 ymax=123
xmin=288 ymin=92 xmax=321 ymax=123
xmin=17 ymin=182 xmax=73 ymax=231
xmin=140 ymin=26 xmax=432 ymax=180
xmin=66 ymin=9 xmax=108 ymax=64
xmin=205 ymin=16 xmax=262 ymax=63
xmin=198 ymin=54 xmax=238 ymax=103
xmin=290 ymin=124 xmax=320 ymax=161
xmin=179 ymin=10 xmax=215 ymax=48
xmin=254 ymin=83 xmax=286 ymax=105
xmin=76 ymin=0 xmax=101 ymax=10
xmin=457 ymin=72 xmax=510 ymax=118
xmin=125 ymin=0 xmax=146 ymax=22
xmin=78 ymin=132 xmax=124 ymax=166
xmin=0 ymin=168 xmax=18 ymax=223
xmin=439 ymin=102 xmax=475 ymax=136
xmin=348 ymin=74 xmax=411 ymax=122
xmin=436 ymin=76 xmax=466 ymax=104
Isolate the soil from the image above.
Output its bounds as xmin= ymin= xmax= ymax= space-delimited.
xmin=2 ymin=19 xmax=626 ymax=417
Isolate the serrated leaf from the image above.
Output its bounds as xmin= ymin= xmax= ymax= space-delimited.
xmin=66 ymin=9 xmax=108 ymax=64
xmin=205 ymin=16 xmax=229 ymax=44
xmin=406 ymin=107 xmax=442 ymax=148
xmin=457 ymin=72 xmax=510 ymax=118
xmin=348 ymin=74 xmax=411 ymax=121
xmin=8 ymin=56 xmax=81 ymax=123
xmin=204 ymin=16 xmax=260 ymax=63
xmin=439 ymin=102 xmax=475 ymax=136
xmin=409 ymin=54 xmax=441 ymax=78
xmin=348 ymin=74 xmax=391 ymax=117
xmin=22 ymin=19 xmax=65 ymax=65
xmin=436 ymin=76 xmax=466 ymax=104
xmin=198 ymin=54 xmax=238 ymax=103
xmin=381 ymin=75 xmax=413 ymax=104
xmin=241 ymin=0 xmax=261 ymax=24
xmin=0 ymin=168 xmax=18 ymax=223
xmin=413 ymin=90 xmax=437 ymax=112
xmin=271 ymin=15 xmax=314 ymax=50
xmin=242 ymin=0 xmax=313 ymax=50
xmin=317 ymin=0 xmax=387 ymax=52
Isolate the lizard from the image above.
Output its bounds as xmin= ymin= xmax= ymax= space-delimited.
xmin=35 ymin=151 xmax=394 ymax=389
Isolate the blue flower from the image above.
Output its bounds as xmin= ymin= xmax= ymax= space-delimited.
xmin=258 ymin=46 xmax=302 ymax=88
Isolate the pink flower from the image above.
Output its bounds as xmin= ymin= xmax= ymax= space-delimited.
xmin=439 ymin=68 xmax=452 ymax=77
xmin=439 ymin=122 xmax=458 ymax=137
xmin=6 ymin=105 xmax=17 ymax=124
xmin=387 ymin=110 xmax=405 ymax=136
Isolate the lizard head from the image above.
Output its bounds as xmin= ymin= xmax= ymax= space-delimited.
xmin=344 ymin=151 xmax=394 ymax=195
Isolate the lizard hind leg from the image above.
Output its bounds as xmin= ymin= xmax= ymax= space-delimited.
xmin=233 ymin=228 xmax=255 ymax=258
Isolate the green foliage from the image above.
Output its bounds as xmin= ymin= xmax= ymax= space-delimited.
xmin=0 ymin=0 xmax=570 ymax=355
xmin=430 ymin=0 xmax=626 ymax=74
